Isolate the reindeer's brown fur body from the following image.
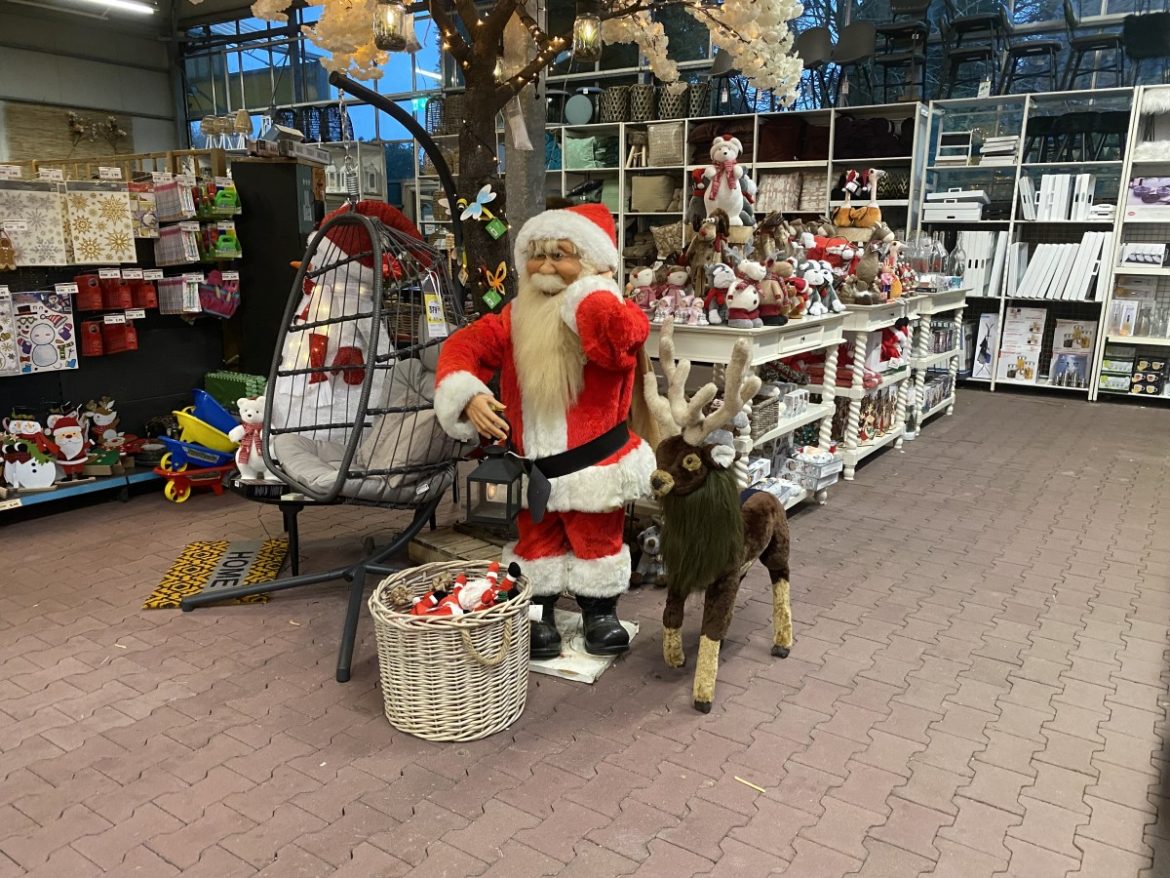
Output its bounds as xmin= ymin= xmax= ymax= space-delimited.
xmin=644 ymin=329 xmax=796 ymax=713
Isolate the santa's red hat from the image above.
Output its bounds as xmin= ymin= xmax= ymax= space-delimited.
xmin=513 ymin=203 xmax=619 ymax=280
xmin=317 ymin=200 xmax=427 ymax=270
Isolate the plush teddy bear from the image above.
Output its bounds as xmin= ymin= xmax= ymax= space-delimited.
xmin=658 ymin=265 xmax=692 ymax=313
xmin=702 ymin=135 xmax=756 ymax=226
xmin=627 ymin=266 xmax=658 ymax=313
xmin=726 ymin=280 xmax=762 ymax=328
xmin=630 ymin=522 xmax=666 ymax=588
xmin=801 ymin=263 xmax=830 ymax=317
xmin=702 ymin=262 xmax=737 ymax=325
xmin=758 ymin=260 xmax=789 ymax=326
xmin=229 ymin=396 xmax=277 ymax=481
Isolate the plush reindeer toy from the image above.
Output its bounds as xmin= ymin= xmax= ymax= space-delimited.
xmin=643 ymin=319 xmax=794 ymax=712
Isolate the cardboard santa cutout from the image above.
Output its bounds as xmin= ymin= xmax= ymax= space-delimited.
xmin=434 ymin=203 xmax=654 ymax=658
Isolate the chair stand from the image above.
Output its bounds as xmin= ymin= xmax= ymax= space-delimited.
xmin=181 ymin=492 xmax=445 ymax=682
xmin=1065 ymin=39 xmax=1125 ymax=89
xmin=1001 ymin=42 xmax=1061 ymax=94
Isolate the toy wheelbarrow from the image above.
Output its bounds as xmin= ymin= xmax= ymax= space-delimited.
xmin=174 ymin=409 xmax=237 ymax=452
xmin=153 ymin=461 xmax=237 ymax=503
xmin=156 ymin=435 xmax=235 ymax=472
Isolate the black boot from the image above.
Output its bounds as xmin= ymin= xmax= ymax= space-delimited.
xmin=576 ymin=595 xmax=630 ymax=656
xmin=530 ymin=594 xmax=562 ymax=660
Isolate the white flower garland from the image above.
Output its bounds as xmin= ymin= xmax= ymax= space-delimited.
xmin=243 ymin=0 xmax=803 ymax=93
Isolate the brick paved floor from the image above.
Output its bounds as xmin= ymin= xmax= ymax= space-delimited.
xmin=1 ymin=389 xmax=1168 ymax=877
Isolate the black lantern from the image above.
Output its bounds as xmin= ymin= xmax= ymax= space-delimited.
xmin=465 ymin=444 xmax=525 ymax=527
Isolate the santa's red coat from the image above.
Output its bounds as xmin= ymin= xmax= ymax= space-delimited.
xmin=434 ymin=277 xmax=655 ymax=514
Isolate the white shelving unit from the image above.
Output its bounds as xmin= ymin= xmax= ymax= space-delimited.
xmin=322 ymin=141 xmax=388 ymax=213
xmin=906 ymin=288 xmax=967 ymax=438
xmin=1094 ymin=86 xmax=1170 ymax=403
xmin=645 ymin=313 xmax=847 ymax=510
xmin=918 ymin=88 xmax=1135 ymax=401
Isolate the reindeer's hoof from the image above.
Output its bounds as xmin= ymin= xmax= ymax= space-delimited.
xmin=693 ymin=700 xmax=712 ymax=713
xmin=664 ymin=656 xmax=686 ymax=669
xmin=771 ymin=645 xmax=790 ymax=658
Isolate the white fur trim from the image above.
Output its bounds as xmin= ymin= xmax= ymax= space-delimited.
xmin=433 ymin=370 xmax=490 ymax=444
xmin=568 ymin=546 xmax=631 ymax=598
xmin=522 ymin=438 xmax=655 ymax=513
xmin=709 ymin=445 xmax=735 ymax=469
xmin=514 ymin=211 xmax=619 ymax=280
xmin=560 ymin=276 xmax=623 ymax=335
xmin=501 ymin=543 xmax=568 ymax=597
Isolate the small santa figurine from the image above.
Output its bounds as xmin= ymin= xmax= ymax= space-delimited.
xmin=50 ymin=416 xmax=90 ymax=481
xmin=434 ymin=203 xmax=654 ymax=659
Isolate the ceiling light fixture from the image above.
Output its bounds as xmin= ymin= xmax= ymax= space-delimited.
xmin=73 ymin=0 xmax=156 ymax=14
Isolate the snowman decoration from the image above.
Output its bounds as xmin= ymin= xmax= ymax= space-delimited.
xmin=21 ymin=321 xmax=59 ymax=370
xmin=2 ymin=414 xmax=59 ymax=490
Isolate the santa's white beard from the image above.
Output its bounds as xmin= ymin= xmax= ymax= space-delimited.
xmin=57 ymin=435 xmax=84 ymax=460
xmin=529 ymin=273 xmax=568 ymax=295
xmin=511 ymin=274 xmax=587 ymax=418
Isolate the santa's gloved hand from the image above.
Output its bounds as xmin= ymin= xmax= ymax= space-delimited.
xmin=331 ymin=346 xmax=366 ymax=386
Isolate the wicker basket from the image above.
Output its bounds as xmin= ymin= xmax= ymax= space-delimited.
xmin=629 ymin=85 xmax=655 ymax=122
xmin=369 ymin=561 xmax=532 ymax=742
xmin=749 ymin=394 xmax=783 ymax=442
xmin=599 ymin=86 xmax=630 ymax=123
xmin=657 ymin=86 xmax=688 ymax=120
xmin=689 ymin=81 xmax=712 ymax=117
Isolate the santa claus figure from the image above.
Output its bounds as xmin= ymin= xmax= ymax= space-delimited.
xmin=434 ymin=203 xmax=655 ymax=658
xmin=50 ymin=416 xmax=90 ymax=481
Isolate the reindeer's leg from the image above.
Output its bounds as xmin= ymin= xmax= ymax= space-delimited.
xmin=693 ymin=573 xmax=741 ymax=713
xmin=762 ymin=517 xmax=794 ymax=659
xmin=662 ymin=587 xmax=686 ymax=669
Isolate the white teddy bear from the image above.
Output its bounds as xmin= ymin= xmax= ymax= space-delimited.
xmin=627 ymin=266 xmax=657 ymax=313
xmin=702 ymin=135 xmax=757 ymax=227
xmin=229 ymin=396 xmax=278 ymax=481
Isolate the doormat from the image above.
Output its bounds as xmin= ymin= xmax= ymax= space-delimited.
xmin=144 ymin=539 xmax=287 ymax=609
xmin=529 ymin=609 xmax=639 ymax=684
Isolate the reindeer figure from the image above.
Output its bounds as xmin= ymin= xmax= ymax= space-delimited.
xmin=643 ymin=320 xmax=793 ymax=713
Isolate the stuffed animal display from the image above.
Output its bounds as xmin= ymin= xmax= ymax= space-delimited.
xmin=406 ymin=561 xmax=523 ymax=617
xmin=229 ymin=396 xmax=277 ymax=481
xmin=702 ymin=136 xmax=757 ymax=226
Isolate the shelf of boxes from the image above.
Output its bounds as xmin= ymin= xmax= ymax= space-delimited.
xmin=919 ymin=87 xmax=1139 ymax=402
xmin=644 ymin=312 xmax=847 ymax=510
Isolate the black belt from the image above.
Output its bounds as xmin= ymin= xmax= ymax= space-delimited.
xmin=515 ymin=421 xmax=629 ymax=523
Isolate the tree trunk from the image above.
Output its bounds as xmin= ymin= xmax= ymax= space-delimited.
xmin=459 ymin=76 xmax=512 ymax=315
xmin=503 ymin=2 xmax=546 ymax=244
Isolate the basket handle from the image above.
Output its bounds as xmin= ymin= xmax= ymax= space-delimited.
xmin=460 ymin=620 xmax=513 ymax=668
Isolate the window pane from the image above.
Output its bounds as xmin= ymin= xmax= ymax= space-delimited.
xmin=184 ymin=54 xmax=222 ymax=117
xmin=653 ymin=5 xmax=710 ymax=62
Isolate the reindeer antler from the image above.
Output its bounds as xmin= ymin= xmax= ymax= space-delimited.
xmin=643 ymin=319 xmax=762 ymax=447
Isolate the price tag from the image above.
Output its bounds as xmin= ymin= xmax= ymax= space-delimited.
xmin=151 ymin=171 xmax=174 ymax=184
xmin=176 ymin=174 xmax=196 ymax=186
xmin=98 ymin=268 xmax=122 ymax=279
xmin=122 ymin=268 xmax=143 ymax=279
xmin=54 ymin=282 xmax=80 ymax=295
xmin=0 ymin=286 xmax=10 ymax=296
xmin=214 ymin=176 xmax=233 ymax=187
xmin=0 ymin=166 xmax=21 ymax=180
xmin=215 ymin=221 xmax=236 ymax=233
xmin=0 ymin=498 xmax=22 ymax=512
xmin=2 ymin=221 xmax=28 ymax=232
xmin=179 ymin=221 xmax=201 ymax=232
xmin=221 ymin=271 xmax=240 ymax=281
xmin=143 ymin=269 xmax=164 ymax=280
xmin=423 ymin=293 xmax=449 ymax=339
xmin=183 ymin=272 xmax=205 ymax=283
xmin=103 ymin=313 xmax=127 ymax=324
xmin=125 ymin=308 xmax=146 ymax=320
xmin=98 ymin=166 xmax=123 ymax=181
xmin=37 ymin=168 xmax=64 ymax=181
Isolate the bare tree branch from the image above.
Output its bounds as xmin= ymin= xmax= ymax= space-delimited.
xmin=482 ymin=0 xmax=520 ymax=43
xmin=428 ymin=0 xmax=470 ymax=62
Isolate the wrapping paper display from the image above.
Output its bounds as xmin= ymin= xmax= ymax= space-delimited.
xmin=65 ymin=182 xmax=137 ymax=264
xmin=0 ymin=181 xmax=71 ymax=267
xmin=11 ymin=291 xmax=77 ymax=374
xmin=0 ymin=290 xmax=19 ymax=376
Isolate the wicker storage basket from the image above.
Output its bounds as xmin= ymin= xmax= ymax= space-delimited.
xmin=749 ymin=394 xmax=783 ymax=442
xmin=689 ymin=81 xmax=712 ymax=117
xmin=657 ymin=86 xmax=688 ymax=120
xmin=440 ymin=94 xmax=466 ymax=135
xmin=599 ymin=86 xmax=630 ymax=123
xmin=629 ymin=84 xmax=655 ymax=122
xmin=369 ymin=561 xmax=532 ymax=742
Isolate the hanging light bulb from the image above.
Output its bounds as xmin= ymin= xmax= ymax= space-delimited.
xmin=572 ymin=0 xmax=602 ymax=63
xmin=493 ymin=57 xmax=506 ymax=84
xmin=372 ymin=0 xmax=408 ymax=52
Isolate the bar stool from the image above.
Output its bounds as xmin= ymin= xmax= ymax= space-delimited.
xmin=943 ymin=44 xmax=1000 ymax=98
xmin=831 ymin=21 xmax=876 ymax=106
xmin=943 ymin=0 xmax=1010 ymax=52
xmin=1124 ymin=12 xmax=1170 ymax=86
xmin=795 ymin=27 xmax=834 ymax=103
xmin=874 ymin=0 xmax=931 ymax=100
xmin=1023 ymin=115 xmax=1057 ymax=163
xmin=1063 ymin=0 xmax=1125 ymax=89
xmin=1088 ymin=110 xmax=1130 ymax=160
xmin=1000 ymin=37 xmax=1062 ymax=94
